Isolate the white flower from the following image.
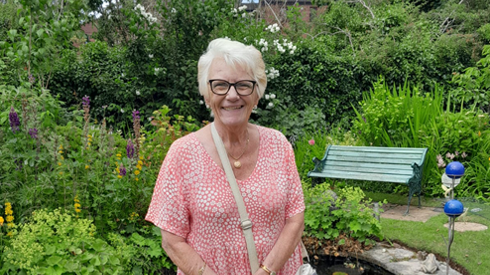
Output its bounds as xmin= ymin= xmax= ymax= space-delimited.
xmin=242 ymin=13 xmax=247 ymax=18
xmin=108 ymin=14 xmax=112 ymax=19
xmin=268 ymin=102 xmax=274 ymax=107
xmin=121 ymin=73 xmax=125 ymax=77
xmin=265 ymin=94 xmax=270 ymax=100
xmin=244 ymin=37 xmax=247 ymax=41
xmin=148 ymin=117 xmax=152 ymax=121
xmin=121 ymin=109 xmax=125 ymax=113
xmin=136 ymin=90 xmax=140 ymax=96
xmin=135 ymin=4 xmax=144 ymax=12
xmin=149 ymin=54 xmax=153 ymax=58
xmin=270 ymin=94 xmax=276 ymax=99
xmin=199 ymin=100 xmax=204 ymax=105
xmin=238 ymin=5 xmax=247 ymax=12
xmin=171 ymin=8 xmax=177 ymax=13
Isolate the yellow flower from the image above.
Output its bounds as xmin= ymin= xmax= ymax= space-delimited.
xmin=60 ymin=156 xmax=64 ymax=160
xmin=58 ymin=162 xmax=62 ymax=166
xmin=116 ymin=153 xmax=122 ymax=157
xmin=116 ymin=168 xmax=120 ymax=173
xmin=138 ymin=160 xmax=143 ymax=165
xmin=139 ymin=156 xmax=144 ymax=160
xmin=136 ymin=164 xmax=142 ymax=170
xmin=88 ymin=134 xmax=92 ymax=138
xmin=135 ymin=177 xmax=139 ymax=181
xmin=6 ymin=215 xmax=14 ymax=223
xmin=59 ymin=145 xmax=63 ymax=150
xmin=134 ymin=170 xmax=140 ymax=176
xmin=479 ymin=131 xmax=481 ymax=137
xmin=117 ymin=175 xmax=123 ymax=179
xmin=58 ymin=150 xmax=63 ymax=154
xmin=85 ymin=165 xmax=90 ymax=169
xmin=0 ymin=216 xmax=4 ymax=226
xmin=6 ymin=232 xmax=13 ymax=237
xmin=59 ymin=172 xmax=63 ymax=175
xmin=88 ymin=142 xmax=92 ymax=146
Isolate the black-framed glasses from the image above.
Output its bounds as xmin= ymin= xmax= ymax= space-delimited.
xmin=209 ymin=79 xmax=256 ymax=96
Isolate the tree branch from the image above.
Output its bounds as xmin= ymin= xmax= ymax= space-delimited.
xmin=264 ymin=0 xmax=284 ymax=28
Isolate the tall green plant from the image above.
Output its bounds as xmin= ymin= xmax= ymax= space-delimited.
xmin=353 ymin=77 xmax=444 ymax=148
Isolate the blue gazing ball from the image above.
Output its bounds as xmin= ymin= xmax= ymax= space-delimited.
xmin=445 ymin=161 xmax=465 ymax=178
xmin=444 ymin=199 xmax=464 ymax=217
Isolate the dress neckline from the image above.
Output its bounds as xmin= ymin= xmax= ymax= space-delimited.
xmin=191 ymin=125 xmax=262 ymax=182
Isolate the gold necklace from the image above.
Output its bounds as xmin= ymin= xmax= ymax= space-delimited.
xmin=227 ymin=131 xmax=249 ymax=169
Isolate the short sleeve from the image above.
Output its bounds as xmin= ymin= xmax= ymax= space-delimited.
xmin=284 ymin=139 xmax=305 ymax=219
xmin=145 ymin=139 xmax=190 ymax=238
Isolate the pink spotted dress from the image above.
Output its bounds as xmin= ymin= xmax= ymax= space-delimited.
xmin=145 ymin=126 xmax=305 ymax=274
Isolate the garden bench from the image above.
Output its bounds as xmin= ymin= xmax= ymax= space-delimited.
xmin=307 ymin=145 xmax=428 ymax=215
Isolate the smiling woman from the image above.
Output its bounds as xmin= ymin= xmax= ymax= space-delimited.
xmin=145 ymin=38 xmax=306 ymax=275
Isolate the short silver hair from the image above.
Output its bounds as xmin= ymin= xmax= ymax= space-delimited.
xmin=198 ymin=38 xmax=267 ymax=99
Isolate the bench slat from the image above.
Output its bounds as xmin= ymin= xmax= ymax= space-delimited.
xmin=326 ymin=155 xmax=421 ymax=165
xmin=330 ymin=146 xmax=427 ymax=153
xmin=328 ymin=151 xmax=425 ymax=161
xmin=324 ymin=165 xmax=414 ymax=176
xmin=325 ymin=161 xmax=414 ymax=171
xmin=308 ymin=170 xmax=409 ymax=183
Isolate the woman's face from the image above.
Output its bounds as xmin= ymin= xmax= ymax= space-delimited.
xmin=205 ymin=58 xmax=259 ymax=128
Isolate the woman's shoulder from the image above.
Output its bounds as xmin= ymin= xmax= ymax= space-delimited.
xmin=256 ymin=125 xmax=290 ymax=145
xmin=167 ymin=132 xmax=201 ymax=154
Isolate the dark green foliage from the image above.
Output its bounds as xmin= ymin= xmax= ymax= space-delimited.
xmin=263 ymin=40 xmax=361 ymax=127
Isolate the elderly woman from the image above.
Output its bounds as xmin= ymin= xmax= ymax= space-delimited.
xmin=146 ymin=38 xmax=305 ymax=275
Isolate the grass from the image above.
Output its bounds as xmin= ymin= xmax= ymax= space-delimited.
xmin=366 ymin=192 xmax=490 ymax=275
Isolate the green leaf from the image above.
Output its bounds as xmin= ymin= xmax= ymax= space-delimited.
xmin=109 ymin=255 xmax=120 ymax=265
xmin=349 ymin=220 xmax=361 ymax=232
xmin=90 ymin=256 xmax=101 ymax=266
xmin=37 ymin=28 xmax=44 ymax=37
xmin=46 ymin=255 xmax=62 ymax=266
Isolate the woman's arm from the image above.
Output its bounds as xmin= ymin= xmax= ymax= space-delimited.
xmin=254 ymin=212 xmax=305 ymax=275
xmin=161 ymin=229 xmax=217 ymax=275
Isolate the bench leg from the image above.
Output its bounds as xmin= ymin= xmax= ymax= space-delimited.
xmin=418 ymin=192 xmax=421 ymax=208
xmin=404 ymin=193 xmax=413 ymax=216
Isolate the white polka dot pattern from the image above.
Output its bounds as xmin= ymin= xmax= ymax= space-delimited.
xmin=145 ymin=126 xmax=305 ymax=274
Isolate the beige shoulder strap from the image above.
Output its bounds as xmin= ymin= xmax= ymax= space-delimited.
xmin=211 ymin=123 xmax=259 ymax=274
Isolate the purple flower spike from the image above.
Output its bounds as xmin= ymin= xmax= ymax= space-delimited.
xmin=126 ymin=139 xmax=135 ymax=159
xmin=28 ymin=128 xmax=38 ymax=139
xmin=9 ymin=107 xmax=20 ymax=133
xmin=132 ymin=110 xmax=140 ymax=121
xmin=119 ymin=164 xmax=127 ymax=176
xmin=82 ymin=96 xmax=90 ymax=107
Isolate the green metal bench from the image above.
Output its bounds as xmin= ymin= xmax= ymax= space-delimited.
xmin=308 ymin=145 xmax=428 ymax=215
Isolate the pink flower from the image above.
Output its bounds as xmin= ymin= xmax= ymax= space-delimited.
xmin=308 ymin=139 xmax=315 ymax=145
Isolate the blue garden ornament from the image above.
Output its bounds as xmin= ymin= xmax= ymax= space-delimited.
xmin=444 ymin=199 xmax=464 ymax=217
xmin=445 ymin=161 xmax=465 ymax=179
xmin=442 ymin=162 xmax=465 ymax=275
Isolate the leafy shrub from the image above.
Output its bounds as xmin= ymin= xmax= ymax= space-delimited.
xmin=1 ymin=208 xmax=126 ymax=274
xmin=303 ymin=183 xmax=384 ymax=247
xmin=108 ymin=223 xmax=175 ymax=274
xmin=420 ymin=109 xmax=490 ymax=197
xmin=450 ymin=44 xmax=490 ymax=113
